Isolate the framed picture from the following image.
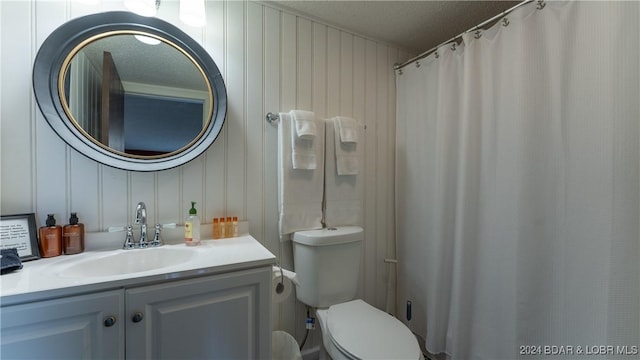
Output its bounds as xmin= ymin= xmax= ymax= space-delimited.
xmin=0 ymin=213 xmax=40 ymax=261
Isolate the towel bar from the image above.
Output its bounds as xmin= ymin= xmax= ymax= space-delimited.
xmin=266 ymin=112 xmax=279 ymax=124
xmin=266 ymin=112 xmax=366 ymax=130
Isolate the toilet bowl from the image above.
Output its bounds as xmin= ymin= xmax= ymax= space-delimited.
xmin=316 ymin=300 xmax=423 ymax=360
xmin=292 ymin=227 xmax=423 ymax=359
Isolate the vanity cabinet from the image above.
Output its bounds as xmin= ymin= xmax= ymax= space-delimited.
xmin=1 ymin=267 xmax=271 ymax=360
xmin=126 ymin=267 xmax=271 ymax=359
xmin=0 ymin=290 xmax=125 ymax=359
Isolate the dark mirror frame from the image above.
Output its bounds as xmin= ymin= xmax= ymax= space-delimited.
xmin=33 ymin=11 xmax=227 ymax=172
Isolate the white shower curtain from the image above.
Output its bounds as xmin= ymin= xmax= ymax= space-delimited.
xmin=396 ymin=1 xmax=639 ymax=359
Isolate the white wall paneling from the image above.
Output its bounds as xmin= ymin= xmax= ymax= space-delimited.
xmin=246 ymin=0 xmax=264 ymax=254
xmin=0 ymin=0 xmax=412 ymax=343
xmin=1 ymin=1 xmax=35 ymax=212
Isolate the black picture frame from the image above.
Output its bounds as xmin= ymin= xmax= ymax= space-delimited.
xmin=0 ymin=213 xmax=40 ymax=261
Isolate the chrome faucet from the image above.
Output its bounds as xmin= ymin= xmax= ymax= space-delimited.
xmin=134 ymin=202 xmax=148 ymax=247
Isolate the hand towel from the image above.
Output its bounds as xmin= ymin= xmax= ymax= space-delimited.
xmin=331 ymin=117 xmax=363 ymax=175
xmin=335 ymin=116 xmax=359 ymax=143
xmin=278 ymin=112 xmax=325 ymax=237
xmin=324 ymin=118 xmax=364 ymax=227
xmin=290 ymin=111 xmax=318 ymax=170
xmin=290 ymin=110 xmax=317 ymax=140
xmin=1 ymin=248 xmax=23 ymax=275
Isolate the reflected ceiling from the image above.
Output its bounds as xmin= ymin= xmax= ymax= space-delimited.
xmin=80 ymin=34 xmax=207 ymax=91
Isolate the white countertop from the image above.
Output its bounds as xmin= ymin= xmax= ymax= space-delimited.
xmin=1 ymin=235 xmax=276 ymax=306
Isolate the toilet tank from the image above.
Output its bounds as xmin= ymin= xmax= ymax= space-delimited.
xmin=292 ymin=226 xmax=363 ymax=308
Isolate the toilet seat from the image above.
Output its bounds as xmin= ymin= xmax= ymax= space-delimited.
xmin=318 ymin=299 xmax=422 ymax=360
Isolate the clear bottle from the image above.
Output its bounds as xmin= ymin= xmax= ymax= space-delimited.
xmin=226 ymin=217 xmax=232 ymax=238
xmin=232 ymin=216 xmax=238 ymax=237
xmin=39 ymin=214 xmax=62 ymax=258
xmin=184 ymin=201 xmax=201 ymax=246
xmin=63 ymin=212 xmax=84 ymax=255
xmin=219 ymin=217 xmax=226 ymax=238
xmin=212 ymin=218 xmax=221 ymax=239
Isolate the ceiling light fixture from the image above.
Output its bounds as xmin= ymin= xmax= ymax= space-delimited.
xmin=124 ymin=0 xmax=159 ymax=17
xmin=179 ymin=0 xmax=206 ymax=27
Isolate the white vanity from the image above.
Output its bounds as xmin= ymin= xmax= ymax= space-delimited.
xmin=0 ymin=235 xmax=275 ymax=359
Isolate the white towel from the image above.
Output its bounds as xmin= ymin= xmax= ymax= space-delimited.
xmin=290 ymin=110 xmax=316 ymax=140
xmin=290 ymin=111 xmax=318 ymax=170
xmin=331 ymin=117 xmax=363 ymax=175
xmin=335 ymin=116 xmax=358 ymax=143
xmin=324 ymin=118 xmax=364 ymax=227
xmin=277 ymin=112 xmax=325 ymax=237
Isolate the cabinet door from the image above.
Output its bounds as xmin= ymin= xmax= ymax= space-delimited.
xmin=1 ymin=290 xmax=125 ymax=360
xmin=125 ymin=267 xmax=271 ymax=360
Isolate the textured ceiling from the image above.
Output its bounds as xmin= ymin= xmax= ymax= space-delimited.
xmin=80 ymin=34 xmax=207 ymax=91
xmin=266 ymin=1 xmax=521 ymax=54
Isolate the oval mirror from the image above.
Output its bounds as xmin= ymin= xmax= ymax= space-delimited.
xmin=33 ymin=11 xmax=226 ymax=171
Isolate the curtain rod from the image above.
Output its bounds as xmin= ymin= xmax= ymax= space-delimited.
xmin=394 ymin=0 xmax=536 ymax=70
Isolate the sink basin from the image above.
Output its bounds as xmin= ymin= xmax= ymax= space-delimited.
xmin=57 ymin=247 xmax=195 ymax=277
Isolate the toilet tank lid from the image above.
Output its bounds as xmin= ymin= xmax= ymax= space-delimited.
xmin=293 ymin=226 xmax=363 ymax=246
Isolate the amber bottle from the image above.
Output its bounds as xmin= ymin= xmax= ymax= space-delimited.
xmin=39 ymin=214 xmax=62 ymax=258
xmin=212 ymin=218 xmax=221 ymax=239
xmin=63 ymin=212 xmax=85 ymax=255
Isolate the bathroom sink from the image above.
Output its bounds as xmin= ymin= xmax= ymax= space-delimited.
xmin=56 ymin=247 xmax=195 ymax=277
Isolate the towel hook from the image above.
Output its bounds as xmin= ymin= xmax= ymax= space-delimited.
xmin=266 ymin=112 xmax=279 ymax=125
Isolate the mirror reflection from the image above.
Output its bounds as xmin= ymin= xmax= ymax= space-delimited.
xmin=61 ymin=32 xmax=212 ymax=158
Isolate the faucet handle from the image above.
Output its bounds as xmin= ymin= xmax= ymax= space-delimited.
xmin=150 ymin=224 xmax=162 ymax=247
xmin=123 ymin=225 xmax=136 ymax=249
xmin=150 ymin=223 xmax=176 ymax=247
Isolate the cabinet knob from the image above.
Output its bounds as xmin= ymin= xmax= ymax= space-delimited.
xmin=104 ymin=315 xmax=117 ymax=327
xmin=131 ymin=312 xmax=144 ymax=323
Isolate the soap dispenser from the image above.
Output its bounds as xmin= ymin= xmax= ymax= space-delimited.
xmin=63 ymin=212 xmax=84 ymax=255
xmin=184 ymin=201 xmax=201 ymax=246
xmin=39 ymin=214 xmax=62 ymax=258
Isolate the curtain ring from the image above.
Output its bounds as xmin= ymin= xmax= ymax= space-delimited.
xmin=474 ymin=30 xmax=482 ymax=39
xmin=537 ymin=0 xmax=546 ymax=10
xmin=502 ymin=17 xmax=510 ymax=27
xmin=415 ymin=61 xmax=420 ymax=68
xmin=451 ymin=43 xmax=456 ymax=51
xmin=435 ymin=51 xmax=439 ymax=59
xmin=397 ymin=68 xmax=403 ymax=75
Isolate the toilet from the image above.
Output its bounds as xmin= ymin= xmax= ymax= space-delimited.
xmin=293 ymin=226 xmax=423 ymax=360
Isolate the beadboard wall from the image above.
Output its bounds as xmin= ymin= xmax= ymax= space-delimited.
xmin=0 ymin=0 xmax=412 ymax=343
